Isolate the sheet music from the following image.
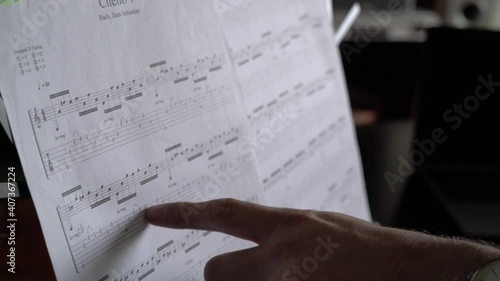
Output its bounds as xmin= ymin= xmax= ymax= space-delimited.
xmin=0 ymin=0 xmax=370 ymax=280
xmin=0 ymin=1 xmax=261 ymax=280
xmin=0 ymin=92 xmax=13 ymax=142
xmin=215 ymin=0 xmax=371 ymax=219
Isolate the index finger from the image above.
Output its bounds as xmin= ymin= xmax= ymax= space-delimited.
xmin=146 ymin=198 xmax=283 ymax=243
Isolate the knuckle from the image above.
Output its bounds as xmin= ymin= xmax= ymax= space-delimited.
xmin=213 ymin=198 xmax=239 ymax=222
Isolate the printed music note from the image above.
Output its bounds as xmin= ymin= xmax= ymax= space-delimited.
xmin=103 ymin=86 xmax=122 ymax=114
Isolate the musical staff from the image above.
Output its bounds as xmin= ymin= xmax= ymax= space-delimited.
xmin=58 ymin=153 xmax=252 ymax=273
xmin=39 ymin=84 xmax=235 ymax=177
xmin=72 ymin=175 xmax=256 ymax=276
xmin=28 ymin=54 xmax=225 ymax=129
xmin=94 ymin=230 xmax=207 ymax=281
xmin=231 ymin=16 xmax=323 ymax=67
xmin=318 ymin=166 xmax=360 ymax=211
xmin=107 ymin=195 xmax=259 ymax=281
xmin=246 ymin=68 xmax=335 ymax=124
xmin=106 ymin=230 xmax=209 ymax=281
xmin=262 ymin=116 xmax=348 ymax=190
xmin=57 ymin=129 xmax=241 ymax=222
xmin=61 ymin=175 xmax=210 ymax=272
xmin=171 ymin=237 xmax=242 ymax=281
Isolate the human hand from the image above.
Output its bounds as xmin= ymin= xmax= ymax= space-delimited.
xmin=146 ymin=199 xmax=500 ymax=281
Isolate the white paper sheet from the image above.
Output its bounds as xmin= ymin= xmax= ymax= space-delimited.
xmin=215 ymin=0 xmax=371 ymax=219
xmin=0 ymin=0 xmax=371 ymax=280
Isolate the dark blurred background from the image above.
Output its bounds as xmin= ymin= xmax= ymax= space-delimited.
xmin=333 ymin=0 xmax=500 ymax=244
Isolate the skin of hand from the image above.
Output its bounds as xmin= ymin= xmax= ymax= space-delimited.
xmin=145 ymin=198 xmax=500 ymax=281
